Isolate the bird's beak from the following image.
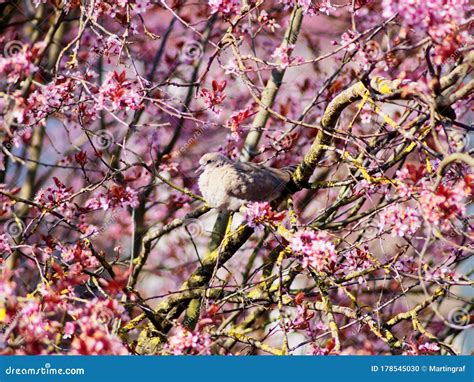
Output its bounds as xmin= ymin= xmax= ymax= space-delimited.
xmin=195 ymin=165 xmax=204 ymax=175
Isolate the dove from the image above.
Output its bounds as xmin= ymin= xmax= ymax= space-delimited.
xmin=197 ymin=152 xmax=294 ymax=212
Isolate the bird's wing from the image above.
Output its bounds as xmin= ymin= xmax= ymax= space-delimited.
xmin=226 ymin=162 xmax=291 ymax=202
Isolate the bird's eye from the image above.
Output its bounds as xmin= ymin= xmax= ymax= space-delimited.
xmin=207 ymin=160 xmax=212 ymax=164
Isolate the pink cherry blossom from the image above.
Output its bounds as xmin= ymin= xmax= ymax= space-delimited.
xmin=1 ymin=0 xmax=471 ymax=357
xmin=272 ymin=44 xmax=305 ymax=69
xmin=291 ymin=229 xmax=337 ymax=271
xmin=243 ymin=202 xmax=286 ymax=229
xmin=0 ymin=234 xmax=12 ymax=255
xmin=208 ymin=0 xmax=240 ymax=15
xmin=165 ymin=325 xmax=212 ymax=355
xmin=382 ymin=0 xmax=470 ymax=64
xmin=85 ymin=186 xmax=139 ymax=211
xmin=200 ymin=80 xmax=227 ymax=116
xmin=378 ymin=204 xmax=422 ymax=237
xmin=97 ymin=71 xmax=142 ymax=112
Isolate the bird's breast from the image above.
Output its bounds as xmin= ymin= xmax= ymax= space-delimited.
xmin=198 ymin=169 xmax=229 ymax=209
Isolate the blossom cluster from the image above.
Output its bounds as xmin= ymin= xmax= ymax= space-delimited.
xmin=0 ymin=43 xmax=40 ymax=84
xmin=382 ymin=0 xmax=471 ymax=64
xmin=378 ymin=204 xmax=422 ymax=238
xmin=0 ymin=0 xmax=471 ymax=357
xmin=85 ymin=186 xmax=140 ymax=212
xmin=272 ymin=45 xmax=305 ymax=69
xmin=243 ymin=202 xmax=286 ymax=230
xmin=97 ymin=71 xmax=142 ymax=112
xmin=387 ymin=165 xmax=471 ymax=233
xmin=0 ymin=271 xmax=128 ymax=355
xmin=164 ymin=325 xmax=212 ymax=355
xmin=208 ymin=0 xmax=240 ymax=15
xmin=290 ymin=229 xmax=337 ymax=272
xmin=200 ymin=80 xmax=227 ymax=116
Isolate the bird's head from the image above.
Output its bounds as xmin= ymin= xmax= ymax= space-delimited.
xmin=196 ymin=152 xmax=230 ymax=174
